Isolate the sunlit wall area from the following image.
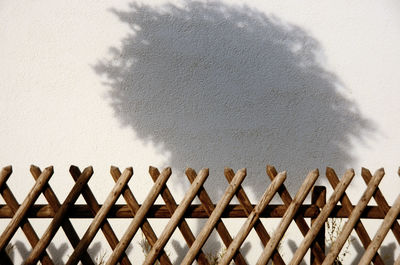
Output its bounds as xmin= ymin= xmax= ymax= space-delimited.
xmin=1 ymin=0 xmax=399 ymax=263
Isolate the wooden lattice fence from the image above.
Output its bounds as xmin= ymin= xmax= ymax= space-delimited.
xmin=0 ymin=165 xmax=399 ymax=265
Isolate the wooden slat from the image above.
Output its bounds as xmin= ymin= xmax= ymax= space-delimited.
xmin=359 ymin=194 xmax=400 ymax=264
xmin=70 ymin=166 xmax=131 ymax=265
xmin=186 ymin=168 xmax=248 ymax=265
xmin=322 ymin=168 xmax=385 ymax=265
xmin=326 ymin=167 xmax=385 ymax=265
xmin=0 ymin=250 xmax=13 ymax=265
xmin=1 ymin=183 xmax=54 ymax=265
xmin=289 ymin=169 xmax=354 ymax=265
xmin=0 ymin=166 xmax=21 ymax=265
xmin=31 ymin=165 xmax=95 ymax=265
xmin=0 ymin=166 xmax=12 ymax=189
xmin=310 ymin=186 xmax=326 ymax=265
xmin=0 ymin=166 xmax=53 ymax=252
xmin=361 ymin=167 xmax=400 ymax=244
xmin=105 ymin=167 xmax=171 ymax=265
xmin=180 ymin=168 xmax=247 ymax=265
xmin=224 ymin=168 xmax=285 ymax=265
xmin=143 ymin=168 xmax=209 ymax=265
xmin=267 ymin=166 xmax=325 ymax=264
xmin=109 ymin=167 xmax=171 ymax=265
xmin=219 ymin=171 xmax=286 ymax=265
xmin=25 ymin=166 xmax=93 ymax=265
xmin=257 ymin=169 xmax=319 ymax=265
xmin=66 ymin=167 xmax=133 ymax=265
xmin=1 ymin=204 xmax=396 ymax=219
xmin=149 ymin=167 xmax=208 ymax=265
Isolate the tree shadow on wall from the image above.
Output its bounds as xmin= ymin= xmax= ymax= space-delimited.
xmin=94 ymin=1 xmax=374 ymax=198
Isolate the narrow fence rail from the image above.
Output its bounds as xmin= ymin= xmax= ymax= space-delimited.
xmin=0 ymin=165 xmax=399 ymax=265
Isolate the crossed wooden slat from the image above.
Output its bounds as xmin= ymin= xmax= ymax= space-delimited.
xmin=148 ymin=167 xmax=210 ymax=264
xmin=69 ymin=166 xmax=132 ymax=265
xmin=223 ymin=168 xmax=286 ymax=265
xmin=0 ymin=166 xmax=51 ymax=265
xmin=186 ymin=168 xmax=248 ymax=265
xmin=266 ymin=166 xmax=326 ymax=264
xmin=325 ymin=167 xmax=385 ymax=265
xmin=0 ymin=164 xmax=399 ymax=264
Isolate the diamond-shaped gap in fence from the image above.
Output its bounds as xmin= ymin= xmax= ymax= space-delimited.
xmin=7 ymin=229 xmax=32 ymax=264
xmin=240 ymin=227 xmax=264 ymax=264
xmin=167 ymin=225 xmax=191 ymax=264
xmin=377 ymin=232 xmax=398 ymax=264
xmin=203 ymin=228 xmax=228 ymax=264
xmin=87 ymin=227 xmax=115 ymax=264
xmin=45 ymin=224 xmax=73 ymax=264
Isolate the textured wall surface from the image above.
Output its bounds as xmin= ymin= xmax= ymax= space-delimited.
xmin=1 ymin=0 xmax=400 ymax=263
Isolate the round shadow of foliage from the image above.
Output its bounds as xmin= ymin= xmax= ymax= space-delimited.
xmin=94 ymin=1 xmax=373 ymax=198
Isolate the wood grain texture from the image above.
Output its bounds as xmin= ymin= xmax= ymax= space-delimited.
xmin=105 ymin=167 xmax=171 ymax=265
xmin=289 ymin=169 xmax=354 ymax=265
xmin=219 ymin=171 xmax=286 ymax=265
xmin=180 ymin=168 xmax=247 ymax=265
xmin=257 ymin=168 xmax=319 ymax=265
xmin=322 ymin=168 xmax=385 ymax=265
xmin=0 ymin=166 xmax=53 ymax=252
xmin=66 ymin=167 xmax=133 ymax=265
xmin=143 ymin=168 xmax=208 ymax=265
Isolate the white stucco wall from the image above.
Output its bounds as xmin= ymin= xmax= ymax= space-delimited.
xmin=1 ymin=0 xmax=399 ymax=263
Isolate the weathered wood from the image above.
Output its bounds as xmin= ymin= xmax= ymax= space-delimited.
xmin=31 ymin=165 xmax=94 ymax=265
xmin=224 ymin=168 xmax=285 ymax=265
xmin=1 ymin=203 xmax=396 ymax=219
xmin=0 ymin=183 xmax=54 ymax=265
xmin=0 ymin=250 xmax=13 ymax=265
xmin=143 ymin=168 xmax=209 ymax=265
xmin=310 ymin=186 xmax=326 ymax=265
xmin=267 ymin=165 xmax=325 ymax=263
xmin=180 ymin=168 xmax=247 ymax=265
xmin=0 ymin=166 xmax=53 ymax=252
xmin=322 ymin=168 xmax=385 ymax=265
xmin=326 ymin=167 xmax=385 ymax=265
xmin=361 ymin=167 xmax=400 ymax=244
xmin=66 ymin=167 xmax=133 ymax=265
xmin=149 ymin=167 xmax=208 ymax=265
xmin=71 ymin=166 xmax=132 ymax=265
xmin=105 ymin=167 xmax=171 ymax=265
xmin=25 ymin=166 xmax=93 ymax=265
xmin=219 ymin=171 xmax=286 ymax=265
xmin=187 ymin=168 xmax=247 ymax=265
xmin=0 ymin=166 xmax=12 ymax=189
xmin=257 ymin=169 xmax=319 ymax=265
xmin=109 ymin=166 xmax=171 ymax=265
xmin=290 ymin=169 xmax=354 ymax=265
xmin=359 ymin=194 xmax=400 ymax=265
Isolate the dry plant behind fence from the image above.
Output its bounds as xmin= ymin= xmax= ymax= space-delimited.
xmin=0 ymin=165 xmax=399 ymax=265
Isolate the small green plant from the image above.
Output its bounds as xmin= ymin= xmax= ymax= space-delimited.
xmin=138 ymin=233 xmax=161 ymax=265
xmin=95 ymin=251 xmax=107 ymax=265
xmin=326 ymin=218 xmax=351 ymax=265
xmin=206 ymin=247 xmax=232 ymax=265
